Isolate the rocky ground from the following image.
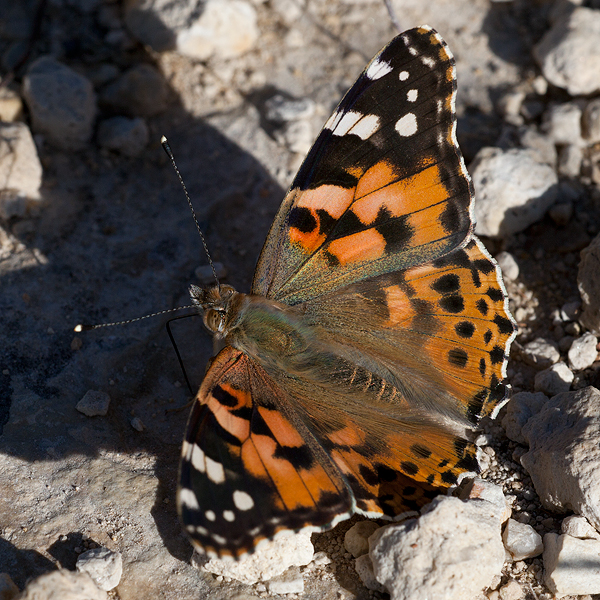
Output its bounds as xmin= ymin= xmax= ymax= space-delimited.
xmin=2 ymin=0 xmax=600 ymax=599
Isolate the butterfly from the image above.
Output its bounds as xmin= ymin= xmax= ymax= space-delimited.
xmin=177 ymin=25 xmax=516 ymax=559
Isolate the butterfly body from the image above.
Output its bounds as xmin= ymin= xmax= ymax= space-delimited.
xmin=178 ymin=26 xmax=515 ymax=559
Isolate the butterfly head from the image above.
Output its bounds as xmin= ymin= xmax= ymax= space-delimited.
xmin=189 ymin=283 xmax=243 ymax=337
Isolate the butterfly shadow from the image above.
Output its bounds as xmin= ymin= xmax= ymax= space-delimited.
xmin=0 ymin=13 xmax=290 ymax=589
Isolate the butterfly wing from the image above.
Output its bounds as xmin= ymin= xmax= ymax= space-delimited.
xmin=178 ymin=346 xmax=354 ymax=559
xmin=252 ymin=26 xmax=474 ymax=304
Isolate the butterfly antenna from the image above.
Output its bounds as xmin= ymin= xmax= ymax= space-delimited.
xmin=74 ymin=305 xmax=197 ymax=332
xmin=382 ymin=0 xmax=402 ymax=33
xmin=161 ymin=136 xmax=220 ymax=288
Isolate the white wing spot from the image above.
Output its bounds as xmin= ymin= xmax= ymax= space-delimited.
xmin=395 ymin=113 xmax=418 ymax=137
xmin=190 ymin=444 xmax=206 ymax=473
xmin=365 ymin=57 xmax=392 ymax=80
xmin=399 ymin=70 xmax=409 ymax=81
xmin=408 ymin=46 xmax=417 ymax=56
xmin=332 ymin=111 xmax=380 ymax=140
xmin=205 ymin=455 xmax=225 ymax=484
xmin=422 ymin=56 xmax=435 ymax=68
xmin=212 ymin=533 xmax=227 ymax=545
xmin=179 ymin=488 xmax=199 ymax=510
xmin=233 ymin=490 xmax=254 ymax=511
xmin=324 ymin=109 xmax=343 ymax=131
xmin=205 ymin=510 xmax=216 ymax=521
xmin=188 ymin=524 xmax=208 ymax=536
xmin=223 ymin=510 xmax=235 ymax=522
xmin=407 ymin=89 xmax=418 ymax=102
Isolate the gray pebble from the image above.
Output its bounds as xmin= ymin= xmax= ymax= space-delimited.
xmin=23 ymin=56 xmax=96 ymax=150
xmin=76 ymin=390 xmax=111 ymax=417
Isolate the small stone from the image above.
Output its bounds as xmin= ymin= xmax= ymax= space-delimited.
xmin=502 ymin=518 xmax=544 ymax=560
xmin=519 ymin=127 xmax=556 ymax=166
xmin=471 ymin=147 xmax=558 ymax=238
xmin=100 ymin=64 xmax=168 ymax=117
xmin=0 ymin=86 xmax=23 ymax=122
xmin=495 ymin=251 xmax=519 ymax=281
xmin=583 ymin=97 xmax=600 ymax=143
xmin=264 ymin=95 xmax=315 ymax=123
xmin=499 ymin=580 xmax=525 ymax=600
xmin=542 ymin=102 xmax=583 ymax=145
xmin=521 ymin=338 xmax=560 ymax=370
xmin=560 ymin=301 xmax=581 ymax=322
xmin=76 ymin=390 xmax=111 ymax=417
xmin=276 ymin=120 xmax=314 ymax=155
xmin=567 ymin=333 xmax=598 ymax=370
xmin=97 ymin=116 xmax=149 ymax=157
xmin=130 ymin=417 xmax=144 ymax=432
xmin=15 ymin=570 xmax=107 ymax=600
xmin=22 ymin=56 xmax=96 ymax=150
xmin=532 ymin=75 xmax=548 ymax=96
xmin=344 ymin=520 xmax=380 ymax=558
xmin=0 ymin=121 xmax=43 ymax=219
xmin=498 ymin=91 xmax=526 ymax=120
xmin=534 ymin=362 xmax=573 ymax=396
xmin=557 ymin=144 xmax=583 ymax=177
xmin=125 ymin=0 xmax=258 ymax=60
xmin=534 ymin=7 xmax=600 ymax=96
xmin=76 ymin=547 xmax=123 ymax=591
xmin=266 ymin=567 xmax=304 ymax=594
xmin=549 ymin=203 xmax=574 ymax=226
xmin=561 ymin=515 xmax=600 ymax=540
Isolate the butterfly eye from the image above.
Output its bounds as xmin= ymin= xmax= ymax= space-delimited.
xmin=203 ymin=308 xmax=225 ymax=333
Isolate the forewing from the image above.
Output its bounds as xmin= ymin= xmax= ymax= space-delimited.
xmin=252 ymin=26 xmax=474 ymax=304
xmin=177 ymin=346 xmax=353 ymax=559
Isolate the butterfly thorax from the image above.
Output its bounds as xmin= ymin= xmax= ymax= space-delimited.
xmin=190 ymin=283 xmax=323 ymax=371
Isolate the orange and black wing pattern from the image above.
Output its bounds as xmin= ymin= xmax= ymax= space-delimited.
xmin=252 ymin=26 xmax=474 ymax=304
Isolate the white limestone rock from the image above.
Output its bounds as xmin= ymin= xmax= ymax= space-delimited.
xmin=543 ymin=532 xmax=600 ymax=595
xmin=0 ymin=122 xmax=43 ymax=220
xmin=369 ymin=496 xmax=505 ymax=600
xmin=202 ymin=530 xmax=313 ymax=584
xmin=16 ymin=570 xmax=107 ymax=600
xmin=534 ymin=7 xmax=600 ymax=96
xmin=502 ymin=518 xmax=544 ymax=560
xmin=471 ymin=147 xmax=558 ymax=238
xmin=124 ymin=0 xmax=258 ymax=60
xmin=568 ymin=332 xmax=598 ymax=370
xmin=534 ymin=362 xmax=573 ymax=396
xmin=76 ymin=547 xmax=123 ymax=591
xmin=521 ymin=387 xmax=600 ymax=530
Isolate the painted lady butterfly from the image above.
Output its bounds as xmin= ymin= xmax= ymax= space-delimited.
xmin=177 ymin=26 xmax=516 ymax=559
